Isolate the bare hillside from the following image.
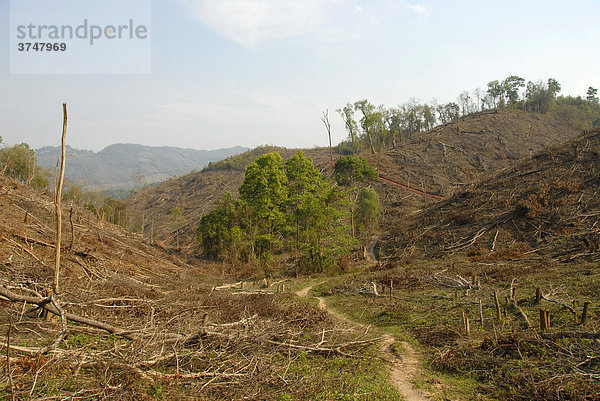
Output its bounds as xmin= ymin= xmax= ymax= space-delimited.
xmin=381 ymin=128 xmax=600 ymax=262
xmin=370 ymin=109 xmax=579 ymax=196
xmin=0 ymin=175 xmax=391 ymax=400
xmin=368 ymin=110 xmax=580 ymax=225
xmin=126 ymin=110 xmax=580 ymax=252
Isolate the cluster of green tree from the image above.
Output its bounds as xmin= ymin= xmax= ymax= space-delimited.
xmin=202 ymin=145 xmax=281 ymax=172
xmin=481 ymin=76 xmax=599 ymax=130
xmin=0 ymin=140 xmax=50 ymax=189
xmin=549 ymin=90 xmax=600 ymax=131
xmin=336 ymin=77 xmax=599 ymax=154
xmin=0 ymin=138 xmax=131 ymax=228
xmin=197 ymin=152 xmax=380 ymax=274
xmin=63 ymin=183 xmax=129 ymax=228
xmin=336 ymin=99 xmax=440 ymax=154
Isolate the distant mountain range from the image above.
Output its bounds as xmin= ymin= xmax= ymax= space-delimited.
xmin=36 ymin=144 xmax=248 ymax=191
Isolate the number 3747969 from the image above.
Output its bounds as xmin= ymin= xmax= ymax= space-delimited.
xmin=17 ymin=43 xmax=67 ymax=52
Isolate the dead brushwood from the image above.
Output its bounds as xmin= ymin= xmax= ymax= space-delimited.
xmin=0 ymin=285 xmax=136 ymax=341
xmin=430 ymin=271 xmax=479 ymax=295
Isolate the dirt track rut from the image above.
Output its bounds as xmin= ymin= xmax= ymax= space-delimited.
xmin=296 ymin=285 xmax=429 ymax=401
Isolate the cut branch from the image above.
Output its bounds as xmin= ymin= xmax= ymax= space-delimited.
xmin=0 ymin=285 xmax=136 ymax=340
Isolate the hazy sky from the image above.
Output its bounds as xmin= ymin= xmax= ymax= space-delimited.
xmin=1 ymin=0 xmax=599 ymax=151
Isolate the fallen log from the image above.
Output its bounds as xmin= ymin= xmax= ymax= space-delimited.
xmin=0 ymin=285 xmax=136 ymax=340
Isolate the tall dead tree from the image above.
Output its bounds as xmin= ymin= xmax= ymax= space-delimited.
xmin=321 ymin=109 xmax=333 ymax=162
xmin=54 ymin=103 xmax=67 ymax=294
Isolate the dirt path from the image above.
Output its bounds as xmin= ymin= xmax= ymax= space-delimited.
xmin=368 ymin=234 xmax=380 ymax=262
xmin=296 ymin=285 xmax=429 ymax=401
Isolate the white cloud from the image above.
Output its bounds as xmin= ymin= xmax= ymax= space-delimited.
xmin=407 ymin=4 xmax=429 ymax=17
xmin=353 ymin=5 xmax=363 ymax=13
xmin=184 ymin=0 xmax=337 ymax=47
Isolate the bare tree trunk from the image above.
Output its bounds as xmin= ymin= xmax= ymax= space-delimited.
xmin=53 ymin=103 xmax=67 ymax=294
xmin=69 ymin=207 xmax=75 ymax=252
xmin=367 ymin=130 xmax=375 ymax=154
xmin=321 ymin=110 xmax=333 ymax=162
xmin=141 ymin=212 xmax=145 ymax=236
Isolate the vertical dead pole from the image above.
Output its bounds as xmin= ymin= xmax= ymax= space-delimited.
xmin=141 ymin=212 xmax=145 ymax=236
xmin=545 ymin=310 xmax=551 ymax=329
xmin=510 ymin=278 xmax=517 ymax=301
xmin=6 ymin=319 xmax=15 ymax=401
xmin=53 ymin=102 xmax=67 ymax=295
xmin=539 ymin=309 xmax=547 ymax=331
xmin=493 ymin=291 xmax=502 ymax=323
xmin=321 ymin=109 xmax=333 ymax=163
xmin=69 ymin=207 xmax=75 ymax=252
xmin=581 ymin=302 xmax=589 ymax=325
xmin=151 ymin=218 xmax=154 ymax=244
xmin=479 ymin=299 xmax=484 ymax=327
xmin=389 ymin=280 xmax=393 ymax=299
xmin=462 ymin=311 xmax=470 ymax=336
xmin=535 ymin=288 xmax=541 ymax=305
xmin=200 ymin=313 xmax=209 ymax=336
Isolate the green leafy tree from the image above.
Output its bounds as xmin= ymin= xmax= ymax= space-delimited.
xmin=383 ymin=107 xmax=403 ymax=147
xmin=64 ymin=183 xmax=85 ymax=206
xmin=337 ymin=104 xmax=360 ymax=153
xmin=502 ymin=75 xmax=526 ymax=107
xmin=197 ymin=192 xmax=240 ymax=259
xmin=0 ymin=143 xmax=49 ymax=189
xmin=333 ymin=156 xmax=378 ymax=187
xmin=524 ymin=79 xmax=559 ymax=114
xmin=549 ymin=95 xmax=600 ymax=130
xmin=355 ymin=187 xmax=382 ymax=239
xmin=204 ymin=145 xmax=280 ymax=172
xmin=198 ymin=151 xmax=357 ymax=274
xmin=421 ymin=103 xmax=437 ymax=130
xmin=547 ymin=78 xmax=561 ymax=96
xmin=486 ymin=80 xmax=504 ymax=108
xmin=333 ymin=155 xmax=378 ymax=237
xmin=353 ymin=99 xmax=387 ymax=153
xmin=285 ymin=151 xmax=321 ymax=249
xmin=30 ymin=170 xmax=50 ymax=190
xmin=587 ymin=87 xmax=599 ymax=103
xmin=239 ymin=152 xmax=288 ymax=261
xmin=298 ymin=184 xmax=355 ymax=273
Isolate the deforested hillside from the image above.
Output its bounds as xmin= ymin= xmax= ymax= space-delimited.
xmin=0 ymin=174 xmax=394 ymax=400
xmin=381 ymin=128 xmax=600 ymax=262
xmin=0 ymin=175 xmax=186 ymax=283
xmin=355 ymin=110 xmax=580 ymax=236
xmin=369 ymin=109 xmax=580 ymax=197
xmin=126 ymin=110 xmax=581 ymax=253
xmin=126 ymin=146 xmax=339 ymax=252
